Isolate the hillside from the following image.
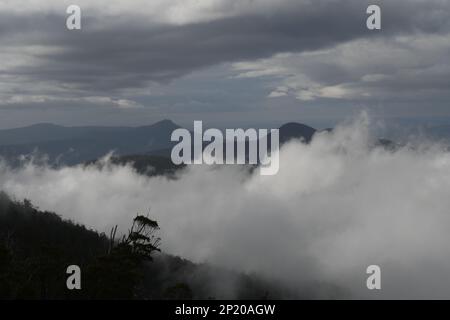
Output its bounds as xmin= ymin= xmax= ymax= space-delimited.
xmin=0 ymin=192 xmax=300 ymax=299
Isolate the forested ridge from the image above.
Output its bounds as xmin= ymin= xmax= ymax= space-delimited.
xmin=0 ymin=192 xmax=292 ymax=299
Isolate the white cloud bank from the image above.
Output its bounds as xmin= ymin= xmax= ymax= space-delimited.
xmin=233 ymin=33 xmax=450 ymax=102
xmin=2 ymin=114 xmax=450 ymax=298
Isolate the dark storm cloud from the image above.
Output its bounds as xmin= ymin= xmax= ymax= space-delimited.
xmin=1 ymin=0 xmax=448 ymax=95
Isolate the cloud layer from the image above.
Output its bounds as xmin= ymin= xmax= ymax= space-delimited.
xmin=1 ymin=0 xmax=450 ymax=127
xmin=2 ymin=115 xmax=450 ymax=298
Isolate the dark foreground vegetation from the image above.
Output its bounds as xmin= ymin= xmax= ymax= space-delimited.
xmin=0 ymin=192 xmax=296 ymax=299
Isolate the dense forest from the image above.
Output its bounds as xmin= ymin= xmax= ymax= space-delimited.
xmin=0 ymin=192 xmax=298 ymax=299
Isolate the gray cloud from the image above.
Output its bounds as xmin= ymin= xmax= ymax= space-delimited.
xmin=234 ymin=33 xmax=450 ymax=103
xmin=0 ymin=0 xmax=449 ymax=126
xmin=0 ymin=1 xmax=449 ymax=95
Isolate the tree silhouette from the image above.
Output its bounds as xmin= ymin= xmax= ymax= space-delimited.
xmin=84 ymin=214 xmax=161 ymax=299
xmin=118 ymin=215 xmax=161 ymax=261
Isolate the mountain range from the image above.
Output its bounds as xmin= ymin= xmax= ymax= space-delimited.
xmin=0 ymin=120 xmax=317 ymax=167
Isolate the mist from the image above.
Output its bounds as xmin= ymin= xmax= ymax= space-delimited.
xmin=1 ymin=114 xmax=450 ymax=299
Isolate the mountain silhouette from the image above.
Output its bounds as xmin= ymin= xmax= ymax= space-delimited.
xmin=0 ymin=120 xmax=404 ymax=170
xmin=278 ymin=122 xmax=317 ymax=144
xmin=0 ymin=120 xmax=322 ymax=166
xmin=0 ymin=120 xmax=180 ymax=166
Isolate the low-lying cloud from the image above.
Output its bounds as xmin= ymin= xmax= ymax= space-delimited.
xmin=2 ymin=115 xmax=450 ymax=298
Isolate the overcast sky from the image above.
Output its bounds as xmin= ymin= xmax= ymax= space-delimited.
xmin=0 ymin=0 xmax=449 ymax=129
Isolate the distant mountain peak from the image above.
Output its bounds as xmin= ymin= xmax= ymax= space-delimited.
xmin=149 ymin=119 xmax=179 ymax=129
xmin=24 ymin=123 xmax=62 ymax=129
xmin=279 ymin=122 xmax=315 ymax=130
xmin=156 ymin=119 xmax=176 ymax=125
xmin=278 ymin=122 xmax=317 ymax=143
